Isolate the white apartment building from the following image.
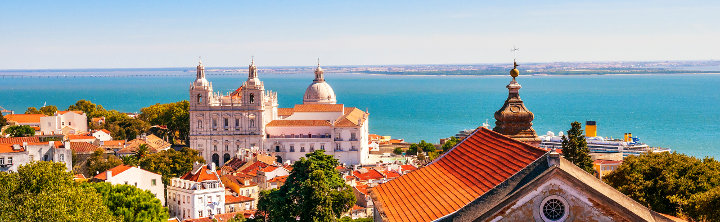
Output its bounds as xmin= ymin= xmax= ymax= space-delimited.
xmin=167 ymin=163 xmax=225 ymax=220
xmin=0 ymin=141 xmax=72 ymax=172
xmin=92 ymin=165 xmax=165 ymax=206
xmin=189 ymin=59 xmax=370 ymax=167
xmin=40 ymin=111 xmax=88 ymax=135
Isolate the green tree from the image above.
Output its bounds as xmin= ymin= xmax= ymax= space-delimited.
xmin=392 ymin=147 xmax=403 ymax=155
xmin=418 ymin=140 xmax=436 ymax=152
xmin=561 ymin=121 xmax=595 ymax=174
xmin=686 ymin=186 xmax=720 ymax=222
xmin=24 ymin=107 xmax=42 ymax=114
xmin=68 ymin=99 xmax=107 ymax=119
xmin=81 ymin=182 xmax=168 ymax=222
xmin=4 ymin=125 xmax=35 ymax=137
xmin=0 ymin=113 xmax=7 ymax=128
xmin=406 ymin=144 xmax=419 ymax=155
xmin=441 ymin=136 xmax=461 ymax=153
xmin=0 ymin=161 xmax=119 ymax=222
xmin=139 ymin=101 xmax=190 ymax=144
xmin=87 ymin=149 xmax=123 ymax=176
xmin=39 ymin=105 xmax=58 ymax=116
xmin=339 ymin=217 xmax=373 ymax=222
xmin=139 ymin=147 xmax=205 ymax=185
xmin=227 ymin=214 xmax=246 ymax=222
xmin=257 ymin=150 xmax=355 ymax=221
xmin=134 ymin=144 xmax=149 ymax=160
xmin=120 ymin=155 xmax=139 ymax=166
xmin=604 ymin=152 xmax=720 ymax=220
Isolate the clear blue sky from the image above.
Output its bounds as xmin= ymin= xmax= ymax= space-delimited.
xmin=1 ymin=0 xmax=718 ymax=69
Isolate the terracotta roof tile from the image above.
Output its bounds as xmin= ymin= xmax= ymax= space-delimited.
xmin=260 ymin=165 xmax=279 ymax=172
xmin=0 ymin=137 xmax=40 ymax=144
xmin=94 ymin=165 xmax=133 ymax=180
xmin=370 ymin=127 xmax=547 ymax=222
xmin=353 ymin=169 xmax=385 ymax=181
xmin=399 ymin=165 xmax=417 ymax=172
xmin=0 ymin=144 xmax=25 ymax=153
xmin=181 ymin=165 xmax=221 ymax=182
xmin=57 ymin=111 xmax=84 ymax=115
xmin=266 ymin=120 xmax=332 ymax=127
xmin=4 ymin=114 xmax=45 ymax=123
xmin=225 ymin=194 xmax=254 ymax=204
xmin=268 ymin=175 xmax=288 ymax=183
xmin=292 ymin=104 xmax=344 ymax=112
xmin=383 ymin=170 xmax=401 ymax=179
xmin=102 ymin=140 xmax=125 ymax=147
xmin=334 ymin=107 xmax=367 ymax=127
xmin=355 ymin=184 xmax=369 ymax=195
xmin=183 ymin=211 xmax=248 ymax=222
xmin=68 ymin=134 xmax=97 ymax=140
xmin=277 ymin=108 xmax=294 ymax=116
xmin=70 ymin=142 xmax=101 ymax=154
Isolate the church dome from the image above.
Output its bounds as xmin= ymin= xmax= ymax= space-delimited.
xmin=194 ymin=77 xmax=210 ymax=87
xmin=303 ymin=81 xmax=337 ymax=104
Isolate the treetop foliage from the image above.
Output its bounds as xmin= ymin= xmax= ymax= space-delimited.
xmin=81 ymin=182 xmax=168 ymax=222
xmin=0 ymin=161 xmax=119 ymax=222
xmin=4 ymin=125 xmax=35 ymax=137
xmin=604 ymin=152 xmax=720 ymax=221
xmin=257 ymin=150 xmax=355 ymax=221
xmin=561 ymin=121 xmax=595 ymax=174
xmin=137 ymin=147 xmax=205 ymax=185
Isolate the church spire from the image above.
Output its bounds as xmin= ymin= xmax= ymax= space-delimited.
xmin=314 ymin=57 xmax=325 ymax=82
xmin=196 ymin=56 xmax=205 ymax=80
xmin=492 ymin=55 xmax=539 ymax=144
xmin=248 ymin=56 xmax=258 ymax=79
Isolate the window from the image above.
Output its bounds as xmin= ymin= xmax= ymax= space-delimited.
xmin=249 ymin=120 xmax=255 ymax=128
xmin=7 ymin=157 xmax=11 ymax=165
xmin=198 ymin=120 xmax=203 ymax=129
xmin=213 ymin=145 xmax=217 ymax=152
xmin=275 ymin=146 xmax=280 ymax=152
xmin=212 ymin=119 xmax=217 ymax=129
xmin=235 ymin=118 xmax=240 ymax=128
xmin=207 ymin=210 xmax=212 ymax=216
xmin=124 ymin=181 xmax=128 ymax=185
xmin=199 ymin=211 xmax=203 ymax=217
xmin=540 ymin=195 xmax=568 ymax=222
xmin=224 ymin=118 xmax=228 ymax=128
xmin=151 ymin=179 xmax=157 ymax=186
xmin=300 ymin=146 xmax=305 ymax=152
xmin=197 ymin=94 xmax=202 ymax=104
xmin=225 ymin=145 xmax=229 ymax=151
xmin=134 ymin=182 xmax=138 ymax=187
xmin=59 ymin=154 xmax=64 ymax=162
xmin=289 ymin=145 xmax=295 ymax=152
xmin=249 ymin=93 xmax=254 ymax=104
xmin=336 ymin=143 xmax=341 ymax=151
xmin=62 ymin=122 xmax=65 ymax=126
xmin=0 ymin=158 xmax=4 ymax=165
xmin=69 ymin=121 xmax=72 ymax=126
xmin=44 ymin=155 xmax=48 ymax=161
xmin=310 ymin=144 xmax=315 ymax=152
xmin=320 ymin=144 xmax=325 ymax=150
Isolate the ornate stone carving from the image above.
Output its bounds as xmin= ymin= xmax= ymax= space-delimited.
xmin=493 ymin=62 xmax=540 ymax=144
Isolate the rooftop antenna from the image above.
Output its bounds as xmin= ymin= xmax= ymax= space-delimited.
xmin=317 ymin=57 xmax=320 ymax=67
xmin=198 ymin=56 xmax=202 ymax=65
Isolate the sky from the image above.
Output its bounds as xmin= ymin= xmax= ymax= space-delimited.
xmin=1 ymin=0 xmax=719 ymax=69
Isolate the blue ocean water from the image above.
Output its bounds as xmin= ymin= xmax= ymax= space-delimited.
xmin=1 ymin=71 xmax=718 ymax=158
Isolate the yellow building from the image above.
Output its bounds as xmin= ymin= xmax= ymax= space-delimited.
xmin=593 ymin=159 xmax=623 ymax=178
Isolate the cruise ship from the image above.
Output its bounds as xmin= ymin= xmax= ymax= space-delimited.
xmin=538 ymin=121 xmax=671 ymax=157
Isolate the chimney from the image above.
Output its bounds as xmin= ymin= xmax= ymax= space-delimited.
xmin=106 ymin=170 xmax=113 ymax=181
xmin=547 ymin=149 xmax=561 ymax=167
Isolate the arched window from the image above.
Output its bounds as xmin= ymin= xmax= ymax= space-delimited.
xmin=197 ymin=120 xmax=203 ymax=129
xmin=275 ymin=146 xmax=280 ymax=152
xmin=249 ymin=93 xmax=255 ymax=103
xmin=197 ymin=94 xmax=202 ymax=104
xmin=223 ymin=153 xmax=231 ymax=163
xmin=212 ymin=154 xmax=220 ymax=167
xmin=249 ymin=120 xmax=255 ymax=128
xmin=213 ymin=145 xmax=217 ymax=151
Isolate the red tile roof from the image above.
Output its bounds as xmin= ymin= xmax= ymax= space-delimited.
xmin=369 ymin=134 xmax=382 ymax=141
xmin=353 ymin=169 xmax=385 ymax=181
xmin=277 ymin=108 xmax=294 ymax=116
xmin=0 ymin=137 xmax=40 ymax=144
xmin=57 ymin=111 xmax=84 ymax=115
xmin=181 ymin=165 xmax=221 ymax=182
xmin=5 ymin=114 xmax=45 ymax=123
xmin=0 ymin=144 xmax=25 ymax=153
xmin=99 ymin=129 xmax=111 ymax=134
xmin=266 ymin=120 xmax=332 ymax=127
xmin=94 ymin=165 xmax=133 ymax=180
xmin=239 ymin=161 xmax=269 ymax=175
xmin=260 ymin=165 xmax=279 ymax=173
xmin=182 ymin=211 xmax=251 ymax=222
xmin=68 ymin=134 xmax=97 ymax=140
xmin=355 ymin=184 xmax=369 ymax=195
xmin=225 ymin=194 xmax=254 ymax=204
xmin=399 ymin=165 xmax=417 ymax=172
xmin=70 ymin=142 xmax=101 ymax=154
xmin=334 ymin=107 xmax=367 ymax=127
xmin=102 ymin=140 xmax=125 ymax=147
xmin=383 ymin=170 xmax=401 ymax=179
xmin=370 ymin=127 xmax=547 ymax=222
xmin=267 ymin=175 xmax=288 ymax=183
xmin=292 ymin=104 xmax=344 ymax=112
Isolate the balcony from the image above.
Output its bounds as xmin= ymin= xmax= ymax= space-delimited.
xmin=334 ymin=137 xmax=343 ymax=141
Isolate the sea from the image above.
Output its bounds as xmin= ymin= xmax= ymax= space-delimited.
xmin=1 ymin=70 xmax=719 ymax=158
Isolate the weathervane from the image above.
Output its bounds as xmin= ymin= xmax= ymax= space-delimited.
xmin=198 ymin=56 xmax=202 ymax=65
xmin=511 ymin=46 xmax=519 ymax=69
xmin=317 ymin=57 xmax=320 ymax=67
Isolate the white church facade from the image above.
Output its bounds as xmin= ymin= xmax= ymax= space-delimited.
xmin=189 ymin=60 xmax=370 ymax=167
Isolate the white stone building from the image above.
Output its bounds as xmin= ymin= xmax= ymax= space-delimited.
xmin=40 ymin=111 xmax=88 ymax=135
xmin=188 ymin=60 xmax=370 ymax=167
xmin=92 ymin=165 xmax=165 ymax=206
xmin=0 ymin=141 xmax=72 ymax=172
xmin=167 ymin=163 xmax=225 ymax=220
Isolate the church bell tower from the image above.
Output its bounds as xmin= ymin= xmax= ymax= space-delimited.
xmin=493 ymin=59 xmax=540 ymax=145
